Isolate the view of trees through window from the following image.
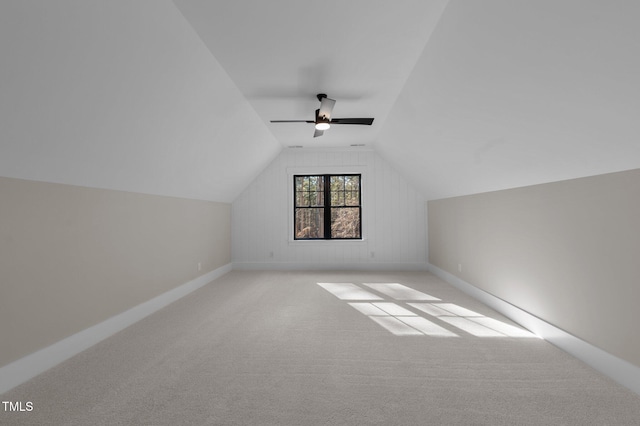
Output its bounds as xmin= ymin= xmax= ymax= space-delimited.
xmin=294 ymin=174 xmax=361 ymax=240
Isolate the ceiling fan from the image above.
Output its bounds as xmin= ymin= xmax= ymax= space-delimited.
xmin=270 ymin=94 xmax=374 ymax=137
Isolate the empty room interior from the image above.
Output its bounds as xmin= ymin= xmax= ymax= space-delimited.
xmin=2 ymin=1 xmax=640 ymax=424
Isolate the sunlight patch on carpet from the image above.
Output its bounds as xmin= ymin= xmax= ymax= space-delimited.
xmin=370 ymin=302 xmax=416 ymax=316
xmin=319 ymin=283 xmax=535 ymax=338
xmin=362 ymin=283 xmax=440 ymax=301
xmin=317 ymin=282 xmax=383 ymax=300
xmin=347 ymin=302 xmax=459 ymax=337
xmin=409 ymin=302 xmax=537 ymax=338
xmin=369 ymin=316 xmax=424 ymax=336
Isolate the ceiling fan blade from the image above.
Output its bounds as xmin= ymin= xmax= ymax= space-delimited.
xmin=313 ymin=128 xmax=324 ymax=138
xmin=318 ymin=97 xmax=336 ymax=120
xmin=330 ymin=118 xmax=374 ymax=125
xmin=270 ymin=120 xmax=315 ymax=123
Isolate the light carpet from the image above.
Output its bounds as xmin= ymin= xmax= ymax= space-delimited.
xmin=2 ymin=270 xmax=639 ymax=425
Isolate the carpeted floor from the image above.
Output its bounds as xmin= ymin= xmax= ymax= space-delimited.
xmin=2 ymin=270 xmax=639 ymax=425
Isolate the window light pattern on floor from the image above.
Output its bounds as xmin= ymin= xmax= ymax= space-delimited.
xmin=349 ymin=302 xmax=457 ymax=336
xmin=409 ymin=303 xmax=535 ymax=338
xmin=362 ymin=283 xmax=441 ymax=300
xmin=318 ymin=282 xmax=536 ymax=338
xmin=317 ymin=282 xmax=382 ymax=300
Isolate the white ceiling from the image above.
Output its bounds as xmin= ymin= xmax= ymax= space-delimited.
xmin=376 ymin=0 xmax=640 ymax=199
xmin=173 ymin=0 xmax=448 ymax=148
xmin=1 ymin=0 xmax=639 ymax=202
xmin=0 ymin=0 xmax=281 ymax=202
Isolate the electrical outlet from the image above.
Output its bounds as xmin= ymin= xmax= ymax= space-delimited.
xmin=197 ymin=262 xmax=202 ymax=272
xmin=458 ymin=263 xmax=462 ymax=272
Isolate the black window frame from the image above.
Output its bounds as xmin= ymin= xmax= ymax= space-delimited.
xmin=293 ymin=174 xmax=362 ymax=240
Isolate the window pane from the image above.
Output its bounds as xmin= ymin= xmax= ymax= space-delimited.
xmin=331 ymin=191 xmax=344 ymax=206
xmin=295 ymin=208 xmax=324 ymax=239
xmin=345 ymin=175 xmax=359 ymax=191
xmin=309 ymin=176 xmax=318 ymax=192
xmin=345 ymin=191 xmax=360 ymax=206
xmin=295 ymin=176 xmax=304 ymax=192
xmin=295 ymin=192 xmax=306 ymax=207
xmin=330 ymin=175 xmax=344 ymax=191
xmin=311 ymin=191 xmax=324 ymax=207
xmin=331 ymin=207 xmax=361 ymax=238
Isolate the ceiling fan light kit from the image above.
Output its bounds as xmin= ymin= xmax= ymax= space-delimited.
xmin=271 ymin=93 xmax=374 ymax=138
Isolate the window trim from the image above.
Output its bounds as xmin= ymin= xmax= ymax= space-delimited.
xmin=287 ymin=166 xmax=369 ymax=244
xmin=293 ymin=174 xmax=362 ymax=240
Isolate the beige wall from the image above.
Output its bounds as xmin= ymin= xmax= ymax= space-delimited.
xmin=428 ymin=169 xmax=640 ymax=368
xmin=0 ymin=177 xmax=231 ymax=367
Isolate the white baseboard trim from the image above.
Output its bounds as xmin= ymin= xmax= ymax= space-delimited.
xmin=428 ymin=263 xmax=640 ymax=396
xmin=0 ymin=263 xmax=232 ymax=395
xmin=232 ymin=261 xmax=429 ymax=271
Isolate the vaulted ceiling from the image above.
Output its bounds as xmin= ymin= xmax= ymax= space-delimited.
xmin=1 ymin=0 xmax=639 ymax=202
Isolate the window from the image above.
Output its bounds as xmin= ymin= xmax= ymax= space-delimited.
xmin=294 ymin=174 xmax=361 ymax=240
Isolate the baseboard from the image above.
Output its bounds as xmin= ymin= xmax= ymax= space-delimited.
xmin=232 ymin=261 xmax=429 ymax=271
xmin=0 ymin=263 xmax=232 ymax=395
xmin=428 ymin=263 xmax=640 ymax=396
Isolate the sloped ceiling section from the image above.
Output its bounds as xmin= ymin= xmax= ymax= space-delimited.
xmin=3 ymin=1 xmax=638 ymax=203
xmin=377 ymin=0 xmax=640 ymax=200
xmin=0 ymin=0 xmax=280 ymax=202
xmin=173 ymin=0 xmax=449 ymax=149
